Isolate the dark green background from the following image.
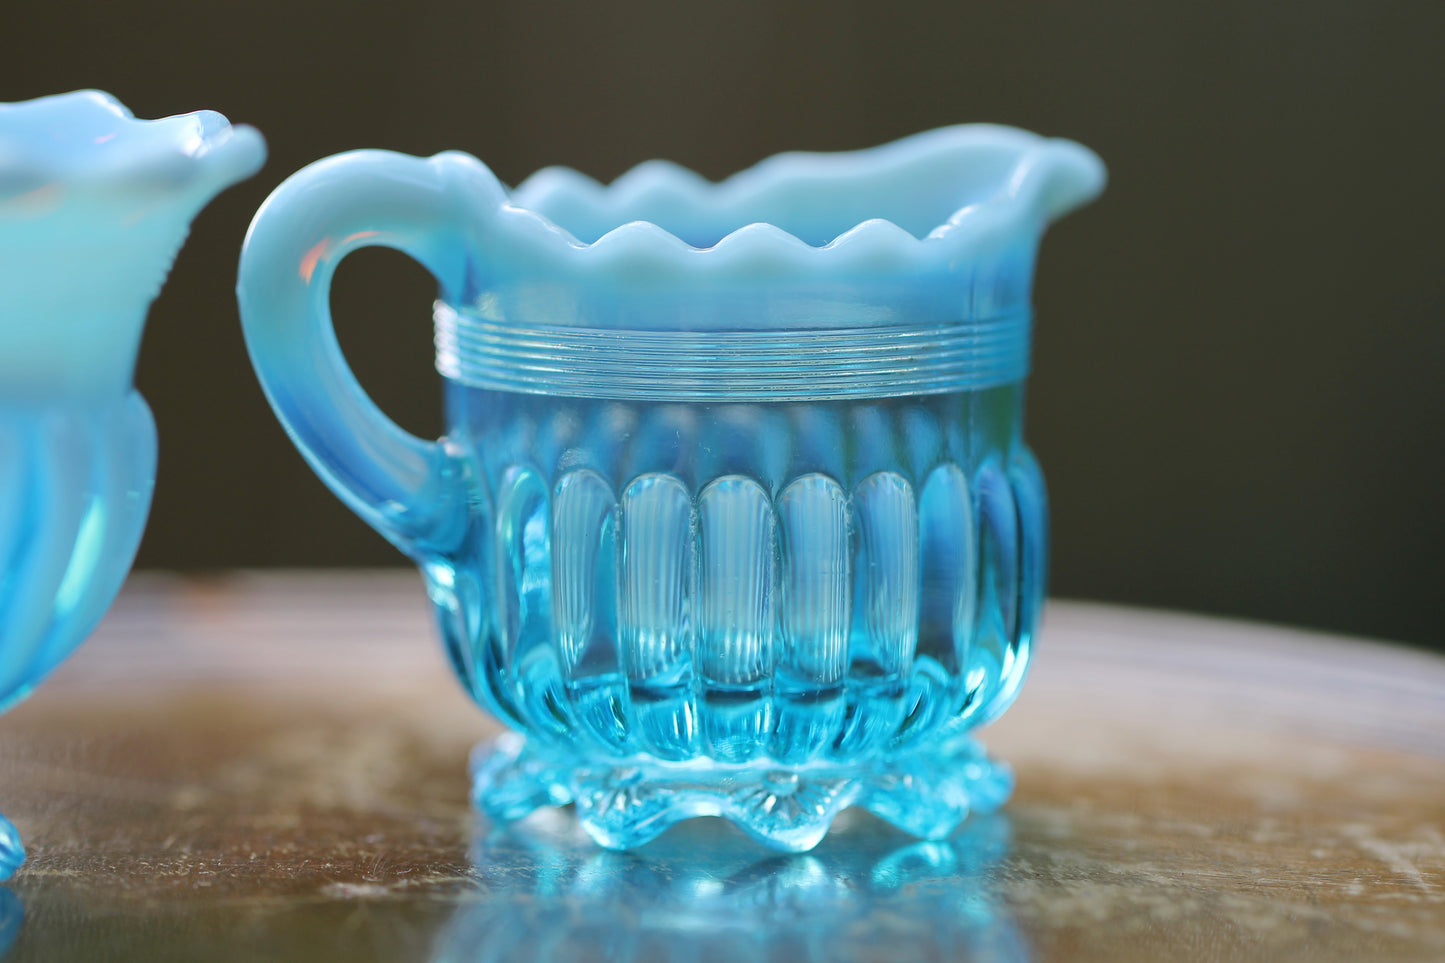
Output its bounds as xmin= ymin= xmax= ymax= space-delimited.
xmin=6 ymin=0 xmax=1442 ymax=648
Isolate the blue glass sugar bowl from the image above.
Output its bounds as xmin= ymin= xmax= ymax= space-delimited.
xmin=237 ymin=126 xmax=1104 ymax=851
xmin=0 ymin=91 xmax=263 ymax=877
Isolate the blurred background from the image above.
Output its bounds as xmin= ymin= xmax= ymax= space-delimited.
xmin=4 ymin=0 xmax=1442 ymax=649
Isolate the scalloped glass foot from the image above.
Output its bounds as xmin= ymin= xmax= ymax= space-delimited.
xmin=0 ymin=814 xmax=23 ymax=881
xmin=471 ymin=732 xmax=1013 ymax=853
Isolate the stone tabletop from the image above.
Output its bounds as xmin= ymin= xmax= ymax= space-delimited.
xmin=0 ymin=572 xmax=1440 ymax=962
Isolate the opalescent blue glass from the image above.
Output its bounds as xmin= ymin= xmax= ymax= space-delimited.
xmin=0 ymin=91 xmax=264 ymax=878
xmin=237 ymin=126 xmax=1104 ymax=851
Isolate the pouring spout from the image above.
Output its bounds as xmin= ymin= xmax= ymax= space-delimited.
xmin=0 ymin=91 xmax=266 ymax=401
xmin=1018 ymin=137 xmax=1108 ymax=225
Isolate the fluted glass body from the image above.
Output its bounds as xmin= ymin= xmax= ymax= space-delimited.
xmin=237 ymin=125 xmax=1103 ymax=850
xmin=431 ymin=382 xmax=1043 ymax=768
xmin=0 ymin=396 xmax=155 ymax=713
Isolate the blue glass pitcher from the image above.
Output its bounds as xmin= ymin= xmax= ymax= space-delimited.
xmin=237 ymin=126 xmax=1104 ymax=851
xmin=0 ymin=91 xmax=264 ymax=877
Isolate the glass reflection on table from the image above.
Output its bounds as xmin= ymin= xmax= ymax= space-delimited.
xmin=434 ymin=809 xmax=1027 ymax=963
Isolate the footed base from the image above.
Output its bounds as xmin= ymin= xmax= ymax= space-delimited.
xmin=470 ymin=732 xmax=1013 ymax=853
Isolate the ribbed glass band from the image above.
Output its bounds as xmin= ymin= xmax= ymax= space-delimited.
xmin=434 ymin=303 xmax=1031 ymax=401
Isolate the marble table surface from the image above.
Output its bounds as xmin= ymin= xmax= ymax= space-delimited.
xmin=0 ymin=572 xmax=1440 ymax=962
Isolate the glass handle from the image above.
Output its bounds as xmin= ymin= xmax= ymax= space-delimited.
xmin=237 ymin=150 xmax=478 ymax=557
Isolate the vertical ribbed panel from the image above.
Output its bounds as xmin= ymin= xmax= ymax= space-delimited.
xmin=773 ymin=473 xmax=850 ymax=761
xmin=697 ymin=475 xmax=775 ymax=685
xmin=697 ymin=475 xmax=775 ymax=761
xmin=834 ymin=471 xmax=917 ymax=760
xmin=461 ymin=389 xmax=1044 ymax=765
xmin=1010 ymin=449 xmax=1048 ymax=647
xmin=553 ymin=470 xmax=617 ymax=676
xmin=963 ymin=461 xmax=1019 ymax=726
xmin=0 ymin=411 xmax=88 ymax=698
xmin=32 ymin=394 xmax=155 ymax=683
xmin=970 ymin=450 xmax=1046 ymax=726
xmin=552 ymin=469 xmax=627 ymax=750
xmin=494 ymin=466 xmax=550 ymax=660
xmin=494 ymin=465 xmax=572 ymax=745
xmin=621 ymin=474 xmax=693 ymax=678
xmin=777 ymin=474 xmax=850 ymax=683
xmin=0 ymin=396 xmax=155 ymax=712
xmin=917 ymin=464 xmax=975 ymax=677
xmin=620 ymin=473 xmax=697 ymax=759
xmin=901 ymin=462 xmax=976 ymax=744
xmin=851 ymin=472 xmax=919 ymax=676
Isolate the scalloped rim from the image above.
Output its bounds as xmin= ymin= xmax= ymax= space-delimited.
xmin=447 ymin=124 xmax=1104 ymax=277
xmin=0 ymin=89 xmax=265 ymax=194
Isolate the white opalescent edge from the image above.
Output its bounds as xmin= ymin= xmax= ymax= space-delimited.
xmin=0 ymin=90 xmax=265 ymax=400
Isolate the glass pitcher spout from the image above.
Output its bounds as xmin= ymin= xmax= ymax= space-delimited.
xmin=0 ymin=90 xmax=266 ymax=401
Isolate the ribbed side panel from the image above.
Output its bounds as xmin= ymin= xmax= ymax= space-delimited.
xmin=833 ymin=471 xmax=918 ymax=760
xmin=33 ymin=394 xmax=155 ymax=681
xmin=458 ymin=396 xmax=1044 ymax=765
xmin=494 ymin=466 xmax=572 ymax=747
xmin=971 ymin=449 xmax=1047 ymax=726
xmin=902 ymin=462 xmax=976 ymax=744
xmin=852 ymin=472 xmax=919 ymax=676
xmin=0 ymin=395 xmax=155 ymax=712
xmin=553 ymin=470 xmax=616 ymax=676
xmin=773 ymin=474 xmax=850 ymax=762
xmin=696 ymin=475 xmax=776 ymax=761
xmin=552 ymin=469 xmax=627 ymax=751
xmin=0 ymin=410 xmax=88 ymax=700
xmin=620 ymin=473 xmax=697 ymax=759
xmin=961 ymin=461 xmax=1020 ymax=727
